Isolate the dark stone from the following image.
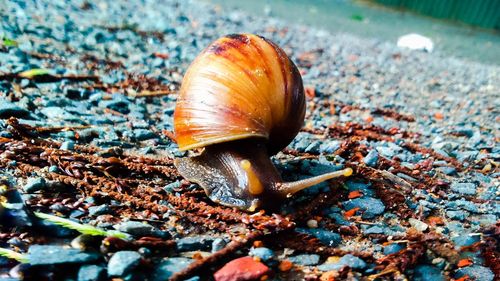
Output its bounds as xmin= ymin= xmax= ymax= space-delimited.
xmin=451 ymin=233 xmax=481 ymax=247
xmin=28 ymin=245 xmax=100 ymax=265
xmin=114 ymin=221 xmax=155 ymax=237
xmin=0 ymin=99 xmax=30 ymax=119
xmin=78 ymin=264 xmax=106 ymax=281
xmin=88 ymin=204 xmax=112 ymax=216
xmin=176 ymin=235 xmax=215 ymax=251
xmin=23 ymin=177 xmax=47 ymax=193
xmin=107 ymin=251 xmax=142 ymax=276
xmin=132 ymin=129 xmax=157 ymax=141
xmin=151 ymin=257 xmax=192 ymax=280
xmin=455 ymin=265 xmax=494 ymax=281
xmin=211 ymin=238 xmax=228 ymax=253
xmin=383 ymin=243 xmax=405 ymax=255
xmin=343 ymin=197 xmax=385 ymax=219
xmin=413 ymin=265 xmax=445 ymax=281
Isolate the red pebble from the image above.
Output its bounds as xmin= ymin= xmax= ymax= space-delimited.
xmin=214 ymin=256 xmax=271 ymax=281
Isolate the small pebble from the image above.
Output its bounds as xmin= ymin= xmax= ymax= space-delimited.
xmin=214 ymin=256 xmax=270 ymax=281
xmin=0 ymin=99 xmax=30 ymax=118
xmin=363 ymin=149 xmax=379 ymax=167
xmin=28 ymin=245 xmax=100 ymax=265
xmin=343 ymin=197 xmax=385 ymax=219
xmin=455 ymin=265 xmax=494 ymax=281
xmin=114 ymin=221 xmax=155 ymax=236
xmin=383 ymin=243 xmax=405 ymax=255
xmin=60 ymin=140 xmax=75 ymax=150
xmin=77 ymin=265 xmax=106 ymax=281
xmin=164 ymin=181 xmax=182 ymax=193
xmin=107 ymin=251 xmax=142 ymax=276
xmin=450 ymin=182 xmax=477 ymax=195
xmin=307 ymin=219 xmax=318 ymax=228
xmin=288 ymin=254 xmax=320 ymax=266
xmin=88 ymin=204 xmax=112 ymax=216
xmin=249 ymin=247 xmax=274 ymax=262
xmin=297 ymin=228 xmax=341 ymax=247
xmin=211 ymin=238 xmax=228 ymax=253
xmin=176 ymin=235 xmax=215 ymax=252
xmin=451 ymin=234 xmax=481 ymax=247
xmin=152 ymin=257 xmax=193 ymax=280
xmin=409 ymin=218 xmax=429 ymax=232
xmin=48 ymin=165 xmax=60 ymax=173
xmin=446 ymin=210 xmax=468 ymax=221
xmin=23 ymin=177 xmax=47 ymax=193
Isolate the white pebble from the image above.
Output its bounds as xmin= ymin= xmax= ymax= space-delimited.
xmin=307 ymin=219 xmax=318 ymax=228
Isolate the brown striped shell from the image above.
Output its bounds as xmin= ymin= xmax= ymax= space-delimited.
xmin=174 ymin=34 xmax=305 ymax=155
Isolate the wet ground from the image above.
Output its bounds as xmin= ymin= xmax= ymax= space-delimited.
xmin=206 ymin=0 xmax=500 ymax=65
xmin=0 ymin=0 xmax=499 ymax=280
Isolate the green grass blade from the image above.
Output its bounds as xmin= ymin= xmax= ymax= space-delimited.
xmin=18 ymin=68 xmax=51 ymax=79
xmin=34 ymin=212 xmax=129 ymax=239
xmin=2 ymin=37 xmax=18 ymax=47
xmin=0 ymin=248 xmax=29 ymax=263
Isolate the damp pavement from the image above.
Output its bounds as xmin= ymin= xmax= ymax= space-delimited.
xmin=0 ymin=0 xmax=498 ymax=280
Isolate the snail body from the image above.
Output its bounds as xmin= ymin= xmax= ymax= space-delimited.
xmin=174 ymin=34 xmax=352 ymax=211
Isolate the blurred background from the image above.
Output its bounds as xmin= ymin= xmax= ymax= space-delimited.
xmin=205 ymin=0 xmax=500 ymax=65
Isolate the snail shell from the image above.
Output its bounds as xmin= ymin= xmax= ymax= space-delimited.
xmin=174 ymin=34 xmax=305 ymax=155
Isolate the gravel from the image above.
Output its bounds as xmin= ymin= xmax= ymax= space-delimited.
xmin=0 ymin=0 xmax=498 ymax=279
xmin=287 ymin=254 xmax=320 ymax=266
xmin=249 ymin=247 xmax=274 ymax=262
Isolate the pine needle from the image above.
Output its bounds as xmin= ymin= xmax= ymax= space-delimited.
xmin=34 ymin=212 xmax=129 ymax=239
xmin=0 ymin=248 xmax=29 ymax=263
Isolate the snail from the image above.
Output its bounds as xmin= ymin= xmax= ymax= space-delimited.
xmin=173 ymin=34 xmax=352 ymax=211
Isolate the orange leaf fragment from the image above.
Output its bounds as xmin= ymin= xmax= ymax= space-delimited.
xmin=253 ymin=240 xmax=264 ymax=248
xmin=153 ymin=52 xmax=169 ymax=59
xmin=305 ymin=87 xmax=316 ymax=99
xmin=427 ymin=216 xmax=444 ymax=226
xmin=344 ymin=207 xmax=360 ymax=218
xmin=457 ymin=258 xmax=473 ymax=268
xmin=348 ymin=190 xmax=363 ymax=199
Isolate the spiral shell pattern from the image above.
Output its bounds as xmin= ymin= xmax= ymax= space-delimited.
xmin=174 ymin=34 xmax=305 ymax=154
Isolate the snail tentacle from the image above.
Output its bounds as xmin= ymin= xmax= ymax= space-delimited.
xmin=276 ymin=168 xmax=353 ymax=197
